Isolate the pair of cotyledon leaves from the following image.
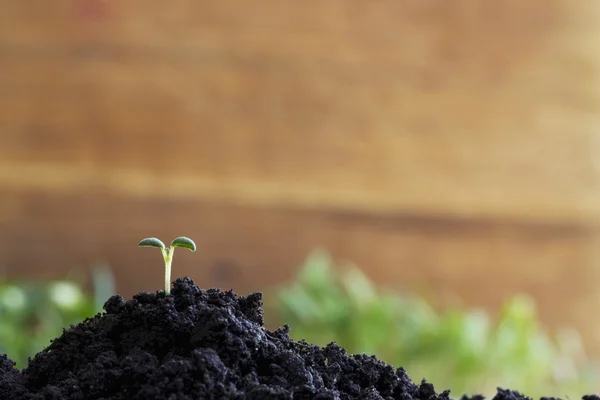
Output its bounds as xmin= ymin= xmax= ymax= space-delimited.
xmin=139 ymin=237 xmax=197 ymax=252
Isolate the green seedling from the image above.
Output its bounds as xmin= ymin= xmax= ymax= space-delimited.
xmin=138 ymin=237 xmax=197 ymax=295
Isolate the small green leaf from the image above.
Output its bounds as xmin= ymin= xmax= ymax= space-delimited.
xmin=138 ymin=237 xmax=166 ymax=249
xmin=171 ymin=237 xmax=196 ymax=252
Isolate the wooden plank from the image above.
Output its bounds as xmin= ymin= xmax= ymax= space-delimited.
xmin=1 ymin=188 xmax=600 ymax=354
xmin=1 ymin=1 xmax=600 ymax=224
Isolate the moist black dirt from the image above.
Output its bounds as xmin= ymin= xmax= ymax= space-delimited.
xmin=0 ymin=277 xmax=596 ymax=399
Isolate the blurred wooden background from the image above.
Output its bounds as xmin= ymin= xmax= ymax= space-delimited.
xmin=2 ymin=1 xmax=600 ymax=353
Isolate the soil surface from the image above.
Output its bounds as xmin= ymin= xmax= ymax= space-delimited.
xmin=0 ymin=277 xmax=597 ymax=399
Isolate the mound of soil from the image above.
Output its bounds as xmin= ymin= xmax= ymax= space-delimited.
xmin=0 ymin=277 xmax=595 ymax=399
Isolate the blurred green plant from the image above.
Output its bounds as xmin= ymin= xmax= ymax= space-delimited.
xmin=0 ymin=264 xmax=115 ymax=369
xmin=275 ymin=249 xmax=599 ymax=399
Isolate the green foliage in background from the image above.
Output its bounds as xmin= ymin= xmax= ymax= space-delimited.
xmin=0 ymin=266 xmax=115 ymax=369
xmin=275 ymin=249 xmax=599 ymax=399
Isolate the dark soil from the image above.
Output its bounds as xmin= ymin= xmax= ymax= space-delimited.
xmin=0 ymin=277 xmax=596 ymax=400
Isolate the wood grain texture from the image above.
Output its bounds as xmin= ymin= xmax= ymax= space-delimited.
xmin=1 ymin=0 xmax=600 ymax=222
xmin=1 ymin=189 xmax=599 ymax=352
xmin=2 ymin=0 xmax=600 ymax=354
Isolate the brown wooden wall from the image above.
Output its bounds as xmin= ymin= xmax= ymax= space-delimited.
xmin=2 ymin=1 xmax=600 ymax=354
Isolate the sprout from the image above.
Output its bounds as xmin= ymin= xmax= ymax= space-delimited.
xmin=138 ymin=236 xmax=197 ymax=295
